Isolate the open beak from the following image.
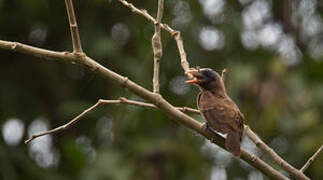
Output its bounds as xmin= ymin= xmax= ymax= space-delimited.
xmin=185 ymin=69 xmax=202 ymax=84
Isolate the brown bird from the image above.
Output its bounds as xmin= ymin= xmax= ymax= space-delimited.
xmin=185 ymin=68 xmax=244 ymax=157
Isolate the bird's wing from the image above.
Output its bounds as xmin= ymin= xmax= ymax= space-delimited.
xmin=198 ymin=92 xmax=243 ymax=134
xmin=236 ymin=110 xmax=245 ymax=140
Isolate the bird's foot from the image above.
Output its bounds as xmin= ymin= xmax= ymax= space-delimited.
xmin=202 ymin=122 xmax=219 ymax=135
xmin=202 ymin=122 xmax=222 ymax=143
xmin=201 ymin=122 xmax=209 ymax=132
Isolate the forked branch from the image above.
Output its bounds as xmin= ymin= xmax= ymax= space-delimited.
xmin=25 ymin=97 xmax=199 ymax=144
xmin=117 ymin=0 xmax=190 ymax=73
xmin=0 ymin=0 xmax=312 ymax=179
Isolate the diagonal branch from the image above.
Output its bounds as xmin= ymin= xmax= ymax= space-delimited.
xmin=25 ymin=98 xmax=104 ymax=144
xmin=152 ymin=0 xmax=164 ymax=93
xmin=301 ymin=145 xmax=323 ymax=173
xmin=0 ymin=38 xmax=289 ymax=179
xmin=25 ymin=97 xmax=199 ymax=144
xmin=64 ymin=0 xmax=83 ymax=53
xmin=244 ymin=126 xmax=309 ymax=180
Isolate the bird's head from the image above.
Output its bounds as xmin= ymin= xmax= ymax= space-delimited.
xmin=185 ymin=68 xmax=221 ymax=91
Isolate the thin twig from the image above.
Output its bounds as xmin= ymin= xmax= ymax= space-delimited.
xmin=244 ymin=126 xmax=309 ymax=180
xmin=152 ymin=0 xmax=164 ymax=93
xmin=25 ymin=97 xmax=198 ymax=144
xmin=25 ymin=99 xmax=103 ymax=144
xmin=221 ymin=68 xmax=227 ymax=82
xmin=173 ymin=32 xmax=190 ymax=73
xmin=156 ymin=0 xmax=164 ymax=23
xmin=301 ymin=145 xmax=323 ymax=172
xmin=64 ymin=0 xmax=83 ymax=53
xmin=220 ymin=68 xmax=227 ymax=92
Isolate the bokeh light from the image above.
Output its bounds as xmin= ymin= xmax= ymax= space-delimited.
xmin=28 ymin=118 xmax=59 ymax=168
xmin=199 ymin=26 xmax=225 ymax=50
xmin=2 ymin=118 xmax=24 ymax=146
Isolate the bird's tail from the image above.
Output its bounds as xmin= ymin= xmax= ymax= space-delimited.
xmin=225 ymin=132 xmax=241 ymax=157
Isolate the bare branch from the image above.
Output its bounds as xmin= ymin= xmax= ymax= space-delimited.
xmin=241 ymin=150 xmax=289 ymax=180
xmin=0 ymin=0 xmax=309 ymax=178
xmin=0 ymin=39 xmax=291 ymax=180
xmin=0 ymin=40 xmax=75 ymax=61
xmin=25 ymin=97 xmax=199 ymax=144
xmin=64 ymin=0 xmax=83 ymax=53
xmin=152 ymin=0 xmax=164 ymax=93
xmin=117 ymin=0 xmax=190 ymax=74
xmin=0 ymin=0 xmax=294 ymax=179
xmin=244 ymin=126 xmax=309 ymax=180
xmin=25 ymin=99 xmax=103 ymax=144
xmin=25 ymin=98 xmax=133 ymax=144
xmin=301 ymin=145 xmax=323 ymax=173
xmin=156 ymin=0 xmax=164 ymax=22
xmin=221 ymin=68 xmax=227 ymax=82
xmin=173 ymin=32 xmax=190 ymax=73
xmin=220 ymin=68 xmax=227 ymax=92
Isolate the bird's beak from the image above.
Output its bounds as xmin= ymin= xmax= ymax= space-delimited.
xmin=185 ymin=69 xmax=202 ymax=84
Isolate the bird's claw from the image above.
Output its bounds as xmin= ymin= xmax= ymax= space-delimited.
xmin=202 ymin=122 xmax=221 ymax=142
xmin=201 ymin=122 xmax=209 ymax=132
xmin=202 ymin=123 xmax=216 ymax=143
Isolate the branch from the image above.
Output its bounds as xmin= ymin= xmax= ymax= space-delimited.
xmin=220 ymin=68 xmax=227 ymax=92
xmin=64 ymin=0 xmax=83 ymax=53
xmin=244 ymin=126 xmax=309 ymax=180
xmin=152 ymin=0 xmax=164 ymax=93
xmin=117 ymin=0 xmax=190 ymax=73
xmin=221 ymin=68 xmax=227 ymax=82
xmin=0 ymin=1 xmax=302 ymax=178
xmin=0 ymin=35 xmax=292 ymax=180
xmin=115 ymin=1 xmax=308 ymax=179
xmin=155 ymin=0 xmax=164 ymax=23
xmin=0 ymin=40 xmax=75 ymax=61
xmin=25 ymin=97 xmax=199 ymax=143
xmin=301 ymin=145 xmax=323 ymax=173
xmin=25 ymin=98 xmax=104 ymax=144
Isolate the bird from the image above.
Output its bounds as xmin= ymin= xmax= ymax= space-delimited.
xmin=185 ymin=67 xmax=244 ymax=157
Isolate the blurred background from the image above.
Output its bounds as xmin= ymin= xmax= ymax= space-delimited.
xmin=1 ymin=0 xmax=323 ymax=179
